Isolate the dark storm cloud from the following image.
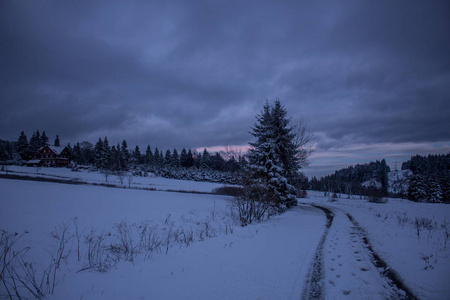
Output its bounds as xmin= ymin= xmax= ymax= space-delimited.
xmin=1 ymin=0 xmax=449 ymax=172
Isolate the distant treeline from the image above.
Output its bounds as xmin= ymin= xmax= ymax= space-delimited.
xmin=0 ymin=130 xmax=246 ymax=184
xmin=2 ymin=131 xmax=449 ymax=202
xmin=304 ymin=153 xmax=449 ymax=203
xmin=72 ymin=137 xmax=245 ymax=173
xmin=306 ymin=159 xmax=390 ymax=198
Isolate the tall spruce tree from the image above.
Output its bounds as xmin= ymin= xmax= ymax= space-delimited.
xmin=134 ymin=145 xmax=141 ymax=164
xmin=29 ymin=130 xmax=41 ymax=153
xmin=101 ymin=137 xmax=111 ymax=169
xmin=17 ymin=131 xmax=30 ymax=160
xmin=54 ymin=135 xmax=60 ymax=147
xmin=41 ymin=131 xmax=49 ymax=147
xmin=121 ymin=140 xmax=129 ymax=164
xmin=427 ymin=176 xmax=443 ymax=203
xmin=94 ymin=138 xmax=104 ymax=169
xmin=180 ymin=148 xmax=188 ymax=168
xmin=172 ymin=149 xmax=180 ymax=167
xmin=145 ymin=145 xmax=153 ymax=165
xmin=247 ymin=100 xmax=300 ymax=210
xmin=408 ymin=169 xmax=427 ymax=202
xmin=379 ymin=159 xmax=389 ymax=196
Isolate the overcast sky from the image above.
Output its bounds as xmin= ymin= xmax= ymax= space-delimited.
xmin=1 ymin=0 xmax=449 ymax=177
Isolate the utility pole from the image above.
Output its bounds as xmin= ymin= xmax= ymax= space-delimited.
xmin=393 ymin=161 xmax=399 ymax=172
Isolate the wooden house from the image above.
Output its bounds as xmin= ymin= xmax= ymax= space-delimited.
xmin=27 ymin=146 xmax=72 ymax=167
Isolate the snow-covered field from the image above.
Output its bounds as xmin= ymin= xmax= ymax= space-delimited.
xmin=1 ymin=167 xmax=449 ymax=299
xmin=0 ymin=178 xmax=325 ymax=299
xmin=1 ymin=165 xmax=224 ymax=193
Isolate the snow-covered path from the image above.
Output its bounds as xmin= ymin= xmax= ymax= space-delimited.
xmin=312 ymin=205 xmax=415 ymax=300
xmin=303 ymin=192 xmax=450 ymax=300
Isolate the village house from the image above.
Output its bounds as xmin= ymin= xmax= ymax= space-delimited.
xmin=27 ymin=145 xmax=72 ymax=167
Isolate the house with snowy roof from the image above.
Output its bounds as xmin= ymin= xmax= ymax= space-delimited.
xmin=27 ymin=146 xmax=72 ymax=167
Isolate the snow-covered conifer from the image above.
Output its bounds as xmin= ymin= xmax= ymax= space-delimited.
xmin=121 ymin=140 xmax=129 ymax=164
xmin=247 ymin=100 xmax=300 ymax=210
xmin=29 ymin=130 xmax=41 ymax=153
xmin=165 ymin=149 xmax=172 ymax=166
xmin=153 ymin=147 xmax=160 ymax=167
xmin=94 ymin=138 xmax=104 ymax=169
xmin=427 ymin=176 xmax=443 ymax=203
xmin=180 ymin=148 xmax=188 ymax=168
xmin=145 ymin=145 xmax=153 ymax=165
xmin=171 ymin=149 xmax=180 ymax=167
xmin=408 ymin=170 xmax=427 ymax=202
xmin=17 ymin=131 xmax=30 ymax=160
xmin=101 ymin=137 xmax=111 ymax=170
xmin=41 ymin=131 xmax=49 ymax=147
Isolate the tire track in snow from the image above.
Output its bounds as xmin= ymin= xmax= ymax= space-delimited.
xmin=301 ymin=205 xmax=334 ymax=300
xmin=345 ymin=212 xmax=418 ymax=300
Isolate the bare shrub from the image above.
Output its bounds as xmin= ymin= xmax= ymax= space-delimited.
xmin=442 ymin=218 xmax=449 ymax=251
xmin=0 ymin=230 xmax=60 ymax=299
xmin=113 ymin=221 xmax=138 ymax=262
xmin=396 ymin=213 xmax=409 ymax=229
xmin=1 ymin=230 xmax=31 ymax=299
xmin=117 ymin=171 xmax=125 ymax=186
xmin=102 ymin=169 xmax=112 ymax=184
xmin=127 ymin=173 xmax=133 ymax=188
xmin=164 ymin=227 xmax=173 ymax=255
xmin=82 ymin=230 xmax=112 ymax=272
xmin=138 ymin=223 xmax=162 ymax=259
xmin=50 ymin=222 xmax=71 ymax=270
xmin=73 ymin=217 xmax=81 ymax=262
xmin=414 ymin=217 xmax=437 ymax=240
xmin=212 ymin=186 xmax=244 ymax=197
xmin=366 ymin=187 xmax=387 ymax=203
xmin=230 ymin=184 xmax=273 ymax=226
xmin=368 ymin=197 xmax=388 ymax=204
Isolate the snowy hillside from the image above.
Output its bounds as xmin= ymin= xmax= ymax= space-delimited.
xmin=388 ymin=169 xmax=412 ymax=195
xmin=361 ymin=170 xmax=411 ymax=195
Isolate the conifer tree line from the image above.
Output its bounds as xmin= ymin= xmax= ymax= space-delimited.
xmin=1 ymin=130 xmax=60 ymax=162
xmin=404 ymin=153 xmax=450 ymax=203
xmin=0 ymin=130 xmax=245 ymax=180
xmin=304 ymin=154 xmax=449 ymax=203
xmin=72 ymin=137 xmax=244 ymax=174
